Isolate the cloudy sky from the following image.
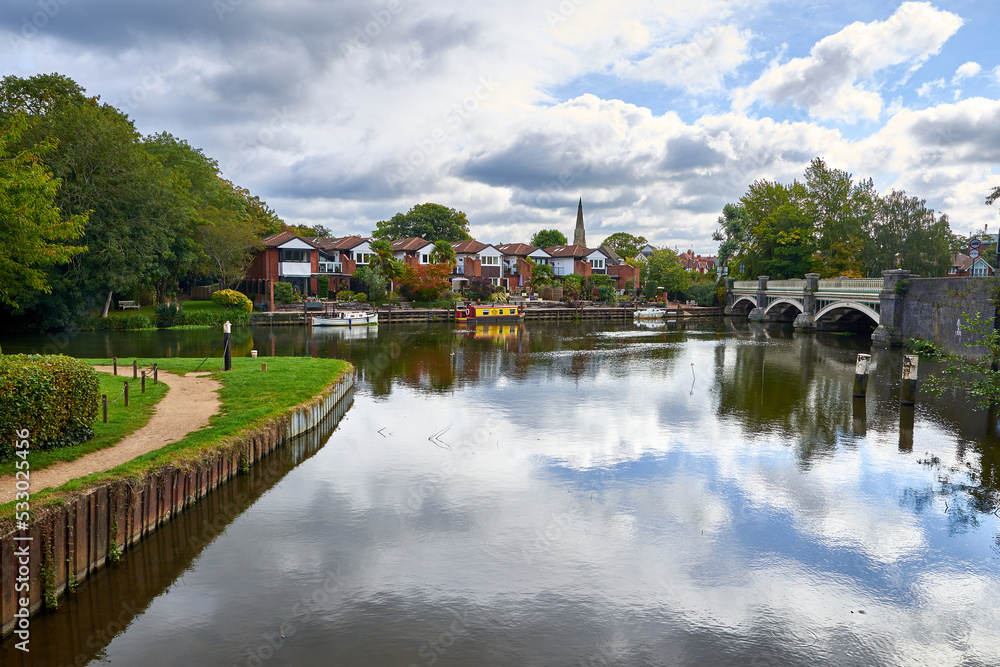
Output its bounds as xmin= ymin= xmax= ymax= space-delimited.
xmin=3 ymin=0 xmax=999 ymax=252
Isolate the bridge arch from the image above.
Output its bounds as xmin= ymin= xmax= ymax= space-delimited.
xmin=729 ymin=296 xmax=756 ymax=314
xmin=814 ymin=301 xmax=879 ymax=331
xmin=762 ymin=298 xmax=803 ymax=321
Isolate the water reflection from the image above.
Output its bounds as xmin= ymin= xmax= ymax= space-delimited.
xmin=2 ymin=322 xmax=1000 ymax=665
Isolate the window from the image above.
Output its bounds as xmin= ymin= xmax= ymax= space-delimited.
xmin=552 ymin=266 xmax=565 ymax=276
xmin=590 ymin=258 xmax=605 ymax=270
xmin=281 ymin=249 xmax=308 ymax=262
xmin=422 ymin=254 xmax=430 ymax=263
xmin=482 ymin=256 xmax=499 ymax=266
xmin=490 ymin=277 xmax=501 ymax=286
xmin=356 ymin=253 xmax=373 ymax=264
xmin=972 ymin=261 xmax=990 ymax=277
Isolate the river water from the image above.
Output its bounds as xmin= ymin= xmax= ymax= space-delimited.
xmin=2 ymin=320 xmax=999 ymax=666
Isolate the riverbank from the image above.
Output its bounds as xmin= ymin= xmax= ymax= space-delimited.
xmin=0 ymin=356 xmax=353 ymax=637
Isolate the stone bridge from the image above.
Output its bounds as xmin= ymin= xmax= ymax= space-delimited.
xmin=726 ymin=270 xmax=912 ymax=347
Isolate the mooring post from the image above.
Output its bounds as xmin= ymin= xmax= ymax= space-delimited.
xmin=132 ymin=360 xmax=137 ymax=379
xmin=113 ymin=357 xmax=118 ymax=376
xmin=102 ymin=394 xmax=108 ymax=423
xmin=153 ymin=363 xmax=158 ymax=384
xmin=261 ymin=362 xmax=267 ymax=372
xmin=900 ymin=354 xmax=918 ymax=406
xmin=853 ymin=354 xmax=871 ymax=397
xmin=141 ymin=371 xmax=146 ymax=394
xmin=223 ymin=320 xmax=232 ymax=371
xmin=124 ymin=381 xmax=129 ymax=407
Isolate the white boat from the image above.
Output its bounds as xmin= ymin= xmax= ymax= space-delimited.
xmin=312 ymin=311 xmax=379 ymax=327
xmin=633 ymin=307 xmax=666 ymax=320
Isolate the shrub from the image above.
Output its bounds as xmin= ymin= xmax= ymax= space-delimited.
xmin=354 ymin=293 xmax=368 ymax=302
xmin=336 ymin=289 xmax=353 ymax=301
xmin=465 ymin=276 xmax=494 ymax=301
xmin=597 ymin=285 xmax=617 ymax=304
xmin=0 ymin=355 xmax=99 ymax=460
xmin=211 ymin=289 xmax=253 ymax=312
xmin=317 ymin=279 xmax=329 ymax=299
xmin=155 ymin=303 xmax=183 ymax=328
xmin=906 ymin=337 xmax=943 ymax=357
xmin=273 ymin=281 xmax=297 ymax=303
xmin=682 ymin=280 xmax=718 ymax=306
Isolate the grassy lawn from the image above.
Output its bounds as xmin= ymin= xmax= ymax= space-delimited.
xmin=0 ymin=356 xmax=351 ymax=518
xmin=0 ymin=371 xmax=168 ymax=477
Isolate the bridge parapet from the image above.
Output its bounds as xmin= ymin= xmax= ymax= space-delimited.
xmin=817 ymin=278 xmax=882 ymax=293
xmin=765 ymin=279 xmax=807 ymax=290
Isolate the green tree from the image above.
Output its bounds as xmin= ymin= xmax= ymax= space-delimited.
xmin=1 ymin=73 xmax=182 ymax=326
xmin=601 ymin=232 xmax=647 ymax=259
xmin=802 ymin=158 xmax=872 ymax=277
xmin=644 ymin=248 xmax=688 ymax=299
xmin=354 ymin=264 xmax=388 ymax=302
xmin=530 ymin=229 xmax=568 ymax=248
xmin=430 ymin=239 xmax=457 ymax=266
xmin=0 ymin=113 xmax=88 ymax=307
xmin=862 ymin=190 xmax=951 ymax=277
xmin=373 ymin=203 xmax=471 ymax=242
xmin=712 ymin=203 xmax=749 ymax=277
xmin=529 ymin=261 xmax=554 ymax=290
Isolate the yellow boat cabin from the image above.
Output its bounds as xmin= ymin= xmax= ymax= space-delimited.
xmin=454 ymin=303 xmax=526 ymax=323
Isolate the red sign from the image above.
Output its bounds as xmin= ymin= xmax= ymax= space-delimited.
xmin=970 ymin=239 xmax=981 ymax=249
xmin=969 ymin=248 xmax=981 ymax=259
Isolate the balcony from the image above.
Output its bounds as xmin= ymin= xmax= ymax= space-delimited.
xmin=318 ymin=262 xmax=342 ymax=274
xmin=279 ymin=261 xmax=311 ymax=277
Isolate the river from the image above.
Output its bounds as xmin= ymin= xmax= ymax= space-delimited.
xmin=2 ymin=320 xmax=999 ymax=666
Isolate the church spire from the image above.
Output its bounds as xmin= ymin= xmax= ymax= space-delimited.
xmin=573 ymin=197 xmax=586 ymax=246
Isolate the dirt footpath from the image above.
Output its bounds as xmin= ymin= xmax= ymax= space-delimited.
xmin=0 ymin=367 xmax=221 ymax=504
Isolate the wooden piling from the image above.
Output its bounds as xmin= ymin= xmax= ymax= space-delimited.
xmin=124 ymin=381 xmax=129 ymax=407
xmin=102 ymin=394 xmax=108 ymax=423
xmin=853 ymin=354 xmax=871 ymax=397
xmin=113 ymin=357 xmax=118 ymax=375
xmin=900 ymin=354 xmax=918 ymax=406
xmin=153 ymin=363 xmax=158 ymax=384
xmin=132 ymin=361 xmax=137 ymax=379
xmin=141 ymin=371 xmax=146 ymax=394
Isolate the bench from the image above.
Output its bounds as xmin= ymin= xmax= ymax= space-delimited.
xmin=118 ymin=300 xmax=140 ymax=311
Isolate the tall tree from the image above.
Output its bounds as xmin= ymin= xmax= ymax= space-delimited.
xmin=712 ymin=203 xmax=749 ymax=277
xmin=530 ymin=229 xmax=568 ymax=248
xmin=1 ymin=73 xmax=181 ymax=325
xmin=862 ymin=190 xmax=951 ymax=277
xmin=0 ymin=113 xmax=88 ymax=307
xmin=373 ymin=203 xmax=471 ymax=242
xmin=601 ymin=232 xmax=647 ymax=259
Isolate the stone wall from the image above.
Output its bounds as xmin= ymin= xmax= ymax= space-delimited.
xmin=902 ymin=277 xmax=995 ymax=356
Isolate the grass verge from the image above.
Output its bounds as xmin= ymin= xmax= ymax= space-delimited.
xmin=0 ymin=371 xmax=168 ymax=477
xmin=0 ymin=356 xmax=351 ymax=523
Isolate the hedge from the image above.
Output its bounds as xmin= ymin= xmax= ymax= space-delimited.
xmin=0 ymin=355 xmax=99 ymax=460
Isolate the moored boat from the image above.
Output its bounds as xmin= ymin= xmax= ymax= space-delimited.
xmin=312 ymin=311 xmax=379 ymax=326
xmin=455 ymin=303 xmax=525 ymax=323
xmin=633 ymin=307 xmax=666 ymax=320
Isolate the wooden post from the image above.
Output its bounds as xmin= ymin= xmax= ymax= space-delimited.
xmin=124 ymin=381 xmax=129 ymax=407
xmin=223 ymin=321 xmax=232 ymax=372
xmin=899 ymin=405 xmax=915 ymax=452
xmin=261 ymin=362 xmax=267 ymax=372
xmin=153 ymin=363 xmax=158 ymax=384
xmin=900 ymin=354 xmax=918 ymax=406
xmin=853 ymin=354 xmax=871 ymax=397
xmin=132 ymin=360 xmax=137 ymax=379
xmin=141 ymin=371 xmax=146 ymax=394
xmin=103 ymin=394 xmax=108 ymax=423
xmin=113 ymin=357 xmax=118 ymax=375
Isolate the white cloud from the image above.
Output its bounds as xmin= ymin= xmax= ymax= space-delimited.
xmin=614 ymin=24 xmax=753 ymax=92
xmin=735 ymin=2 xmax=963 ymax=122
xmin=953 ymin=61 xmax=981 ymax=82
xmin=917 ymin=78 xmax=945 ymax=97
